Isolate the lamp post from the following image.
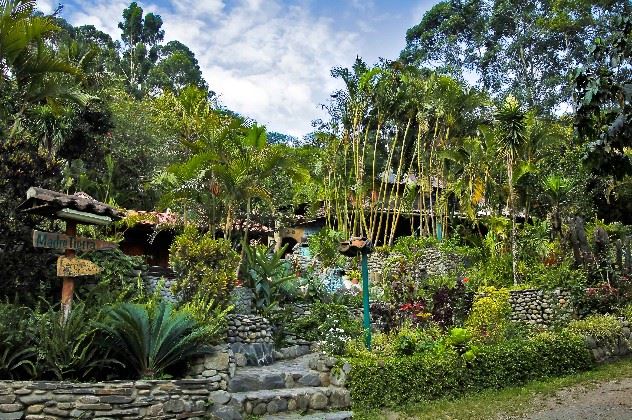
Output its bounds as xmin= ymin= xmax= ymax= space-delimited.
xmin=339 ymin=236 xmax=373 ymax=350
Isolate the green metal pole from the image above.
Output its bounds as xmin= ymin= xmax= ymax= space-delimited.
xmin=361 ymin=252 xmax=371 ymax=350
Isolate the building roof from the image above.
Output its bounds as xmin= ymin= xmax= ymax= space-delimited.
xmin=17 ymin=187 xmax=124 ymax=220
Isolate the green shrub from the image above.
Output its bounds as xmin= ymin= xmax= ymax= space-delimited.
xmin=289 ymin=302 xmax=362 ymax=355
xmin=346 ymin=331 xmax=592 ymax=409
xmin=567 ymin=314 xmax=622 ymax=345
xmin=0 ymin=303 xmax=37 ymax=379
xmin=35 ymin=303 xmax=119 ymax=380
xmin=179 ymin=290 xmax=233 ymax=344
xmin=307 ymin=227 xmax=345 ymax=268
xmin=465 ymin=287 xmax=511 ymax=343
xmin=243 ymin=242 xmax=297 ymax=309
xmin=101 ymin=301 xmax=211 ymax=379
xmin=169 ymin=227 xmax=239 ymax=304
xmin=621 ymin=303 xmax=632 ymax=322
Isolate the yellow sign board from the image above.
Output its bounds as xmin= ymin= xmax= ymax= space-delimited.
xmin=57 ymin=257 xmax=102 ymax=277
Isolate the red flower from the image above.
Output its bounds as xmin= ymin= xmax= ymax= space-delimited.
xmin=462 ymin=277 xmax=469 ymax=283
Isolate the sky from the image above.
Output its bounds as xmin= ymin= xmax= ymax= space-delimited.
xmin=37 ymin=0 xmax=437 ymax=138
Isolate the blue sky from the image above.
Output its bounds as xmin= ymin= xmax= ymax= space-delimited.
xmin=37 ymin=0 xmax=437 ymax=137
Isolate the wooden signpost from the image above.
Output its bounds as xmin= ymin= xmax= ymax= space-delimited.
xmin=57 ymin=256 xmax=102 ymax=277
xmin=32 ymin=228 xmax=117 ymax=322
xmin=20 ymin=188 xmax=123 ymax=324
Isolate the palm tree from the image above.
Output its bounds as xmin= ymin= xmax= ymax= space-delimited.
xmin=0 ymin=0 xmax=92 ymax=133
xmin=495 ymin=96 xmax=526 ymax=285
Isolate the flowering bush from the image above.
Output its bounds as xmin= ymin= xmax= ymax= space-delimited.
xmin=465 ymin=286 xmax=511 ymax=343
xmin=398 ymin=301 xmax=431 ymax=327
xmin=577 ymin=282 xmax=620 ymax=316
xmin=289 ymin=302 xmax=362 ymax=355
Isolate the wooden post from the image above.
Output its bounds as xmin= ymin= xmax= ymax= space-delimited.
xmin=61 ymin=220 xmax=77 ymax=323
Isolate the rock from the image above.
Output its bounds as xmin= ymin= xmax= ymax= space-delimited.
xmin=163 ymin=399 xmax=185 ymax=413
xmin=205 ymin=352 xmax=230 ymax=371
xmin=0 ymin=412 xmax=23 ymax=420
xmin=0 ymin=403 xmax=22 ymax=414
xmin=234 ymin=353 xmax=247 ymax=367
xmin=252 ymin=402 xmax=267 ymax=416
xmin=266 ymin=398 xmax=288 ymax=414
xmin=0 ymin=396 xmax=15 ymax=405
xmin=330 ymin=369 xmax=347 ymax=387
xmin=298 ymin=373 xmax=321 ymax=387
xmin=309 ymin=392 xmax=328 ymax=410
xmin=26 ymin=405 xmax=44 ymax=414
xmin=42 ymin=407 xmax=70 ymax=416
xmin=330 ymin=388 xmax=351 ymax=408
xmin=210 ymin=391 xmax=231 ymax=405
xmin=212 ymin=405 xmax=243 ymax=420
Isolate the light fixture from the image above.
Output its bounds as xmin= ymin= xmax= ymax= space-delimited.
xmin=56 ymin=209 xmax=113 ymax=225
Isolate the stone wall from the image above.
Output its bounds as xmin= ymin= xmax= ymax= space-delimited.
xmin=371 ymin=248 xmax=463 ymax=279
xmin=0 ymin=378 xmax=224 ymax=419
xmin=189 ymin=345 xmax=236 ymax=384
xmin=226 ymin=315 xmax=274 ymax=366
xmin=142 ymin=266 xmax=177 ymax=303
xmin=585 ymin=320 xmax=632 ymax=363
xmin=509 ymin=288 xmax=573 ymax=326
xmin=230 ymin=287 xmax=254 ymax=315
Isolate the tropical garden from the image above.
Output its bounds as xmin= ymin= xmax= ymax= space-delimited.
xmin=1 ymin=0 xmax=632 ymax=416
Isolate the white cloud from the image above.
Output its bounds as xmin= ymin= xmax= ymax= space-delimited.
xmin=64 ymin=0 xmax=359 ymax=137
xmin=36 ymin=0 xmax=56 ymax=14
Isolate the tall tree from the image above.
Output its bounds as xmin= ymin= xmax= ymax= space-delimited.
xmin=495 ymin=96 xmax=526 ymax=285
xmin=118 ymin=2 xmax=164 ymax=95
xmin=401 ymin=0 xmax=629 ymax=113
xmin=147 ymin=41 xmax=207 ymax=95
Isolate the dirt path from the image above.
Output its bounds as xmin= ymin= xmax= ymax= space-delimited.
xmin=514 ymin=377 xmax=632 ymax=420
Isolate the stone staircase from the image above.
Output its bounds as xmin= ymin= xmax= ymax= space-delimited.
xmin=211 ymin=353 xmax=352 ymax=419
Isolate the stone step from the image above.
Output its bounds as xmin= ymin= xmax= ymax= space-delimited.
xmin=229 ymin=386 xmax=351 ymax=417
xmin=261 ymin=410 xmax=354 ymax=419
xmin=228 ymin=354 xmax=326 ymax=393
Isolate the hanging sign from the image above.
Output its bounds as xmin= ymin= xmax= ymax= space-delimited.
xmin=32 ymin=230 xmax=117 ymax=251
xmin=57 ymin=257 xmax=102 ymax=277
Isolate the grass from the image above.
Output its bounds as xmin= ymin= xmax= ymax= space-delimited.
xmin=353 ymin=357 xmax=632 ymax=420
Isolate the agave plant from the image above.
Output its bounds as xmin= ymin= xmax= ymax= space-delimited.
xmin=243 ymin=242 xmax=297 ymax=309
xmin=101 ymin=301 xmax=211 ymax=379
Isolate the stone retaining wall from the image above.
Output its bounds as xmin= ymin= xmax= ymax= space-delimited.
xmin=230 ymin=287 xmax=254 ymax=315
xmin=509 ymin=288 xmax=573 ymax=326
xmin=0 ymin=378 xmax=223 ymax=419
xmin=372 ymin=248 xmax=463 ymax=280
xmin=189 ymin=345 xmax=236 ymax=383
xmin=227 ymin=315 xmax=274 ymax=366
xmin=142 ymin=266 xmax=177 ymax=303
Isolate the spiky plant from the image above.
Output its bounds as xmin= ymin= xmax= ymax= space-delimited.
xmin=101 ymin=301 xmax=211 ymax=379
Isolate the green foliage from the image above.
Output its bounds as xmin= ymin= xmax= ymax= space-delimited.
xmin=0 ymin=303 xmax=36 ymax=379
xmin=465 ymin=287 xmax=511 ymax=343
xmin=101 ymin=301 xmax=211 ymax=379
xmin=289 ymin=302 xmax=362 ymax=355
xmin=621 ymin=303 xmax=632 ymax=323
xmin=83 ymin=248 xmax=145 ymax=295
xmin=179 ymin=290 xmax=232 ymax=344
xmin=35 ymin=303 xmax=119 ymax=380
xmin=567 ymin=314 xmax=623 ymax=346
xmin=308 ymin=227 xmax=345 ymax=268
xmin=346 ymin=331 xmax=592 ymax=409
xmin=169 ymin=227 xmax=239 ymax=304
xmin=243 ymin=242 xmax=297 ymax=309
